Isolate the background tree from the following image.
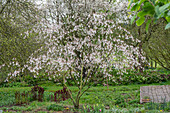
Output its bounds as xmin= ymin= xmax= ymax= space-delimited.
xmin=113 ymin=0 xmax=170 ymax=71
xmin=0 ymin=0 xmax=44 ymax=83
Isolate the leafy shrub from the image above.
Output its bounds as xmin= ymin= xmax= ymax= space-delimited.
xmin=2 ymin=68 xmax=169 ymax=87
xmin=0 ymin=82 xmax=29 ymax=88
xmin=15 ymin=91 xmax=31 ymax=105
xmin=14 ymin=85 xmax=45 ymax=105
xmin=108 ymin=69 xmax=170 ymax=86
xmin=50 ymin=87 xmax=71 ymax=103
xmin=31 ymin=85 xmax=44 ymax=102
xmin=43 ymin=91 xmax=54 ymax=102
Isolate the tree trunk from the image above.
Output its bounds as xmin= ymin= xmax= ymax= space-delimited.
xmin=106 ymin=77 xmax=109 ymax=90
xmin=155 ymin=61 xmax=157 ymax=68
xmin=74 ymin=104 xmax=79 ymax=109
xmin=151 ymin=61 xmax=153 ymax=69
xmin=138 ymin=43 xmax=143 ymax=73
xmin=74 ymin=99 xmax=80 ymax=109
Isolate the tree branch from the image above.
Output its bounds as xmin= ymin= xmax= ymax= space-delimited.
xmin=148 ymin=0 xmax=154 ymax=7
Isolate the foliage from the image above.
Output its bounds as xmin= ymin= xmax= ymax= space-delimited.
xmin=128 ymin=0 xmax=170 ymax=30
xmin=14 ymin=86 xmax=44 ymax=105
xmin=117 ymin=0 xmax=170 ymax=70
xmin=0 ymin=81 xmax=29 ymax=87
xmin=52 ymin=87 xmax=70 ymax=102
xmin=82 ymin=104 xmax=106 ymax=113
xmin=83 ymin=88 xmax=140 ymax=108
xmin=46 ymin=104 xmax=64 ymax=111
xmin=1 ymin=69 xmax=169 ymax=88
xmin=0 ymin=91 xmax=15 ymax=107
xmin=106 ymin=69 xmax=170 ymax=85
xmin=128 ymin=19 xmax=170 ymax=70
xmin=145 ymin=101 xmax=170 ymax=111
xmin=0 ymin=0 xmax=45 ymax=84
xmin=31 ymin=85 xmax=44 ymax=102
xmin=43 ymin=91 xmax=54 ymax=102
xmin=143 ymin=32 xmax=170 ymax=70
xmin=15 ymin=91 xmax=30 ymax=105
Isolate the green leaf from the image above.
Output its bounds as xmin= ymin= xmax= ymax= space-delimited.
xmin=128 ymin=0 xmax=133 ymax=9
xmin=146 ymin=19 xmax=152 ymax=33
xmin=139 ymin=0 xmax=146 ymax=5
xmin=136 ymin=17 xmax=145 ymax=26
xmin=131 ymin=3 xmax=141 ymax=11
xmin=131 ymin=15 xmax=137 ymax=24
xmin=137 ymin=11 xmax=148 ymax=17
xmin=167 ymin=11 xmax=170 ymax=16
xmin=165 ymin=16 xmax=170 ymax=22
xmin=143 ymin=2 xmax=154 ymax=11
xmin=155 ymin=5 xmax=161 ymax=16
xmin=134 ymin=0 xmax=138 ymax=2
xmin=142 ymin=2 xmax=155 ymax=16
xmin=159 ymin=3 xmax=170 ymax=13
xmin=165 ymin=22 xmax=170 ymax=30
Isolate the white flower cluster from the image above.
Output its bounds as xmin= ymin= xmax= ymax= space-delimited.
xmin=26 ymin=12 xmax=143 ymax=79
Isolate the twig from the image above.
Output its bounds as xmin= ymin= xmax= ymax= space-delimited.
xmin=0 ymin=0 xmax=11 ymax=14
xmin=148 ymin=0 xmax=154 ymax=7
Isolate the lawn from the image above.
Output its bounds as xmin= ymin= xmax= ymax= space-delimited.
xmin=0 ymin=80 xmax=170 ymax=113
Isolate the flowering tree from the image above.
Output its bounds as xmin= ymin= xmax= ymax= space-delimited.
xmin=3 ymin=0 xmax=146 ymax=109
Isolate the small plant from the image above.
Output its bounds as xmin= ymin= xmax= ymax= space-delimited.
xmin=15 ymin=91 xmax=30 ymax=105
xmin=82 ymin=104 xmax=105 ymax=113
xmin=31 ymin=85 xmax=44 ymax=102
xmin=46 ymin=104 xmax=64 ymax=111
xmin=145 ymin=101 xmax=170 ymax=112
xmin=50 ymin=87 xmax=71 ymax=103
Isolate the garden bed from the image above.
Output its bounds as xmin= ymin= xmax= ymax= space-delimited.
xmin=0 ymin=81 xmax=170 ymax=113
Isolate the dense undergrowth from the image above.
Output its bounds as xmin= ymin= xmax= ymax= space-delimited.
xmin=1 ymin=69 xmax=170 ymax=88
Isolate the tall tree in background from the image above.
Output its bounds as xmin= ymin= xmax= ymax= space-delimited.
xmin=0 ymin=0 xmax=44 ymax=83
xmin=111 ymin=0 xmax=170 ymax=70
xmin=126 ymin=0 xmax=170 ymax=70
